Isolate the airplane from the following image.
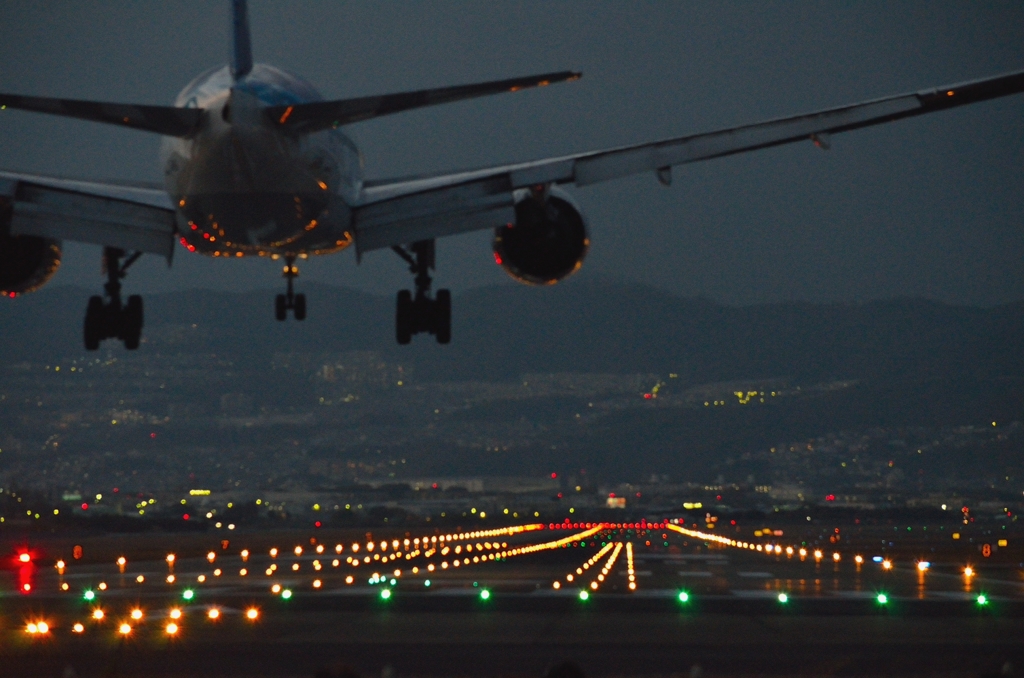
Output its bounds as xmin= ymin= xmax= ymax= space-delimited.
xmin=1 ymin=1 xmax=1021 ymax=350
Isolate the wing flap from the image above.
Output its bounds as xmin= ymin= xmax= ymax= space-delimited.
xmin=353 ymin=175 xmax=513 ymax=254
xmin=1 ymin=175 xmax=176 ymax=260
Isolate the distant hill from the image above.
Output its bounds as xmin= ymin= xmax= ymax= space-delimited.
xmin=1 ymin=280 xmax=1021 ymax=387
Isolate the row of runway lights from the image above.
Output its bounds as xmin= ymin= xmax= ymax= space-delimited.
xmin=23 ymin=603 xmax=261 ymax=638
xmin=34 ymin=521 xmax=985 ymax=599
xmin=663 ymin=522 xmax=984 ymax=579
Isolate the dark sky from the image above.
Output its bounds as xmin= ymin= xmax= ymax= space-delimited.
xmin=1 ymin=1 xmax=1022 ymax=305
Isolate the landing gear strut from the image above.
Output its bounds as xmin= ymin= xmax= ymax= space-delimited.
xmin=392 ymin=239 xmax=450 ymax=345
xmin=275 ymin=254 xmax=306 ymax=321
xmin=83 ymin=247 xmax=144 ymax=350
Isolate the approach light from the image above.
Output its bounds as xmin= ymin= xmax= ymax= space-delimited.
xmin=917 ymin=561 xmax=930 ymax=572
xmin=207 ymin=608 xmax=220 ymax=620
xmin=246 ymin=608 xmax=259 ymax=620
xmin=169 ymin=608 xmax=182 ymax=619
xmin=119 ymin=623 xmax=132 ymax=635
xmin=92 ymin=609 xmax=105 ymax=620
xmin=165 ymin=622 xmax=179 ymax=635
xmin=963 ymin=566 xmax=974 ymax=577
xmin=72 ymin=623 xmax=85 ymax=633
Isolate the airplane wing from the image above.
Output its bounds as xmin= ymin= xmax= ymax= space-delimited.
xmin=0 ymin=171 xmax=178 ymax=261
xmin=352 ymin=68 xmax=1024 ymax=256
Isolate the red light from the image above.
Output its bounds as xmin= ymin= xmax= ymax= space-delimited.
xmin=314 ymin=521 xmax=322 ymax=528
xmin=551 ymin=473 xmax=557 ymax=479
xmin=8 ymin=292 xmax=15 ymax=298
xmin=643 ymin=393 xmax=652 ymax=399
xmin=183 ymin=514 xmax=189 ymax=520
xmin=825 ymin=494 xmax=836 ymax=502
xmin=150 ymin=433 xmax=156 ymax=439
xmin=81 ymin=503 xmax=89 ymax=510
xmin=493 ymin=252 xmax=502 ymax=265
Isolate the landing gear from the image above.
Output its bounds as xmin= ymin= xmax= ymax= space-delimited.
xmin=275 ymin=254 xmax=306 ymax=321
xmin=83 ymin=247 xmax=144 ymax=350
xmin=392 ymin=239 xmax=450 ymax=345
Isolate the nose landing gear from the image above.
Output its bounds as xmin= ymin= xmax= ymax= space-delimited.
xmin=392 ymin=239 xmax=450 ymax=345
xmin=83 ymin=247 xmax=144 ymax=350
xmin=275 ymin=254 xmax=306 ymax=321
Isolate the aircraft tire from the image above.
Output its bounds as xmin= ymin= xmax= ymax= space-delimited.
xmin=123 ymin=295 xmax=143 ymax=350
xmin=294 ymin=293 xmax=306 ymax=320
xmin=84 ymin=295 xmax=103 ymax=351
xmin=396 ymin=290 xmax=413 ymax=344
xmin=275 ymin=294 xmax=287 ymax=321
xmin=435 ymin=289 xmax=451 ymax=344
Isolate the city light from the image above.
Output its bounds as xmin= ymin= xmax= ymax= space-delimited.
xmin=916 ymin=561 xmax=930 ymax=572
xmin=207 ymin=608 xmax=220 ymax=620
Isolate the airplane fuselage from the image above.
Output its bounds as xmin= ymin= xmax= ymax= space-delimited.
xmin=160 ymin=64 xmax=363 ymax=259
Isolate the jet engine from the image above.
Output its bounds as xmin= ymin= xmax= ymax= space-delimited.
xmin=492 ymin=186 xmax=589 ymax=285
xmin=0 ymin=201 xmax=62 ymax=296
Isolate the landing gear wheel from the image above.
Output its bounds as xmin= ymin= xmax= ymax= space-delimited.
xmin=123 ymin=295 xmax=143 ymax=350
xmin=81 ymin=248 xmax=145 ymax=351
xmin=84 ymin=296 xmax=103 ymax=351
xmin=275 ymin=294 xmax=287 ymax=321
xmin=293 ymin=293 xmax=306 ymax=321
xmin=396 ymin=290 xmax=413 ymax=345
xmin=435 ymin=289 xmax=451 ymax=344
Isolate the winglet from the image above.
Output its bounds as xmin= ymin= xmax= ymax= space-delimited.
xmin=231 ymin=0 xmax=253 ymax=80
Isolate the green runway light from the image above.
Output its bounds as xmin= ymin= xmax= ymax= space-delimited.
xmin=380 ymin=588 xmax=392 ymax=600
xmin=678 ymin=591 xmax=690 ymax=603
xmin=424 ymin=580 xmax=431 ymax=587
xmin=777 ymin=593 xmax=789 ymax=603
xmin=389 ymin=578 xmax=397 ymax=586
xmin=977 ymin=594 xmax=988 ymax=606
xmin=876 ymin=593 xmax=888 ymax=605
xmin=480 ymin=589 xmax=491 ymax=600
xmin=281 ymin=589 xmax=292 ymax=600
xmin=83 ymin=590 xmax=95 ymax=601
xmin=182 ymin=589 xmax=194 ymax=601
xmin=579 ymin=590 xmax=589 ymax=601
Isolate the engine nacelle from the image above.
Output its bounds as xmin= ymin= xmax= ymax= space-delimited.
xmin=0 ymin=199 xmax=62 ymax=297
xmin=492 ymin=186 xmax=589 ymax=285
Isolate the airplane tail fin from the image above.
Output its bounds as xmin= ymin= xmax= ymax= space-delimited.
xmin=231 ymin=0 xmax=253 ymax=80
